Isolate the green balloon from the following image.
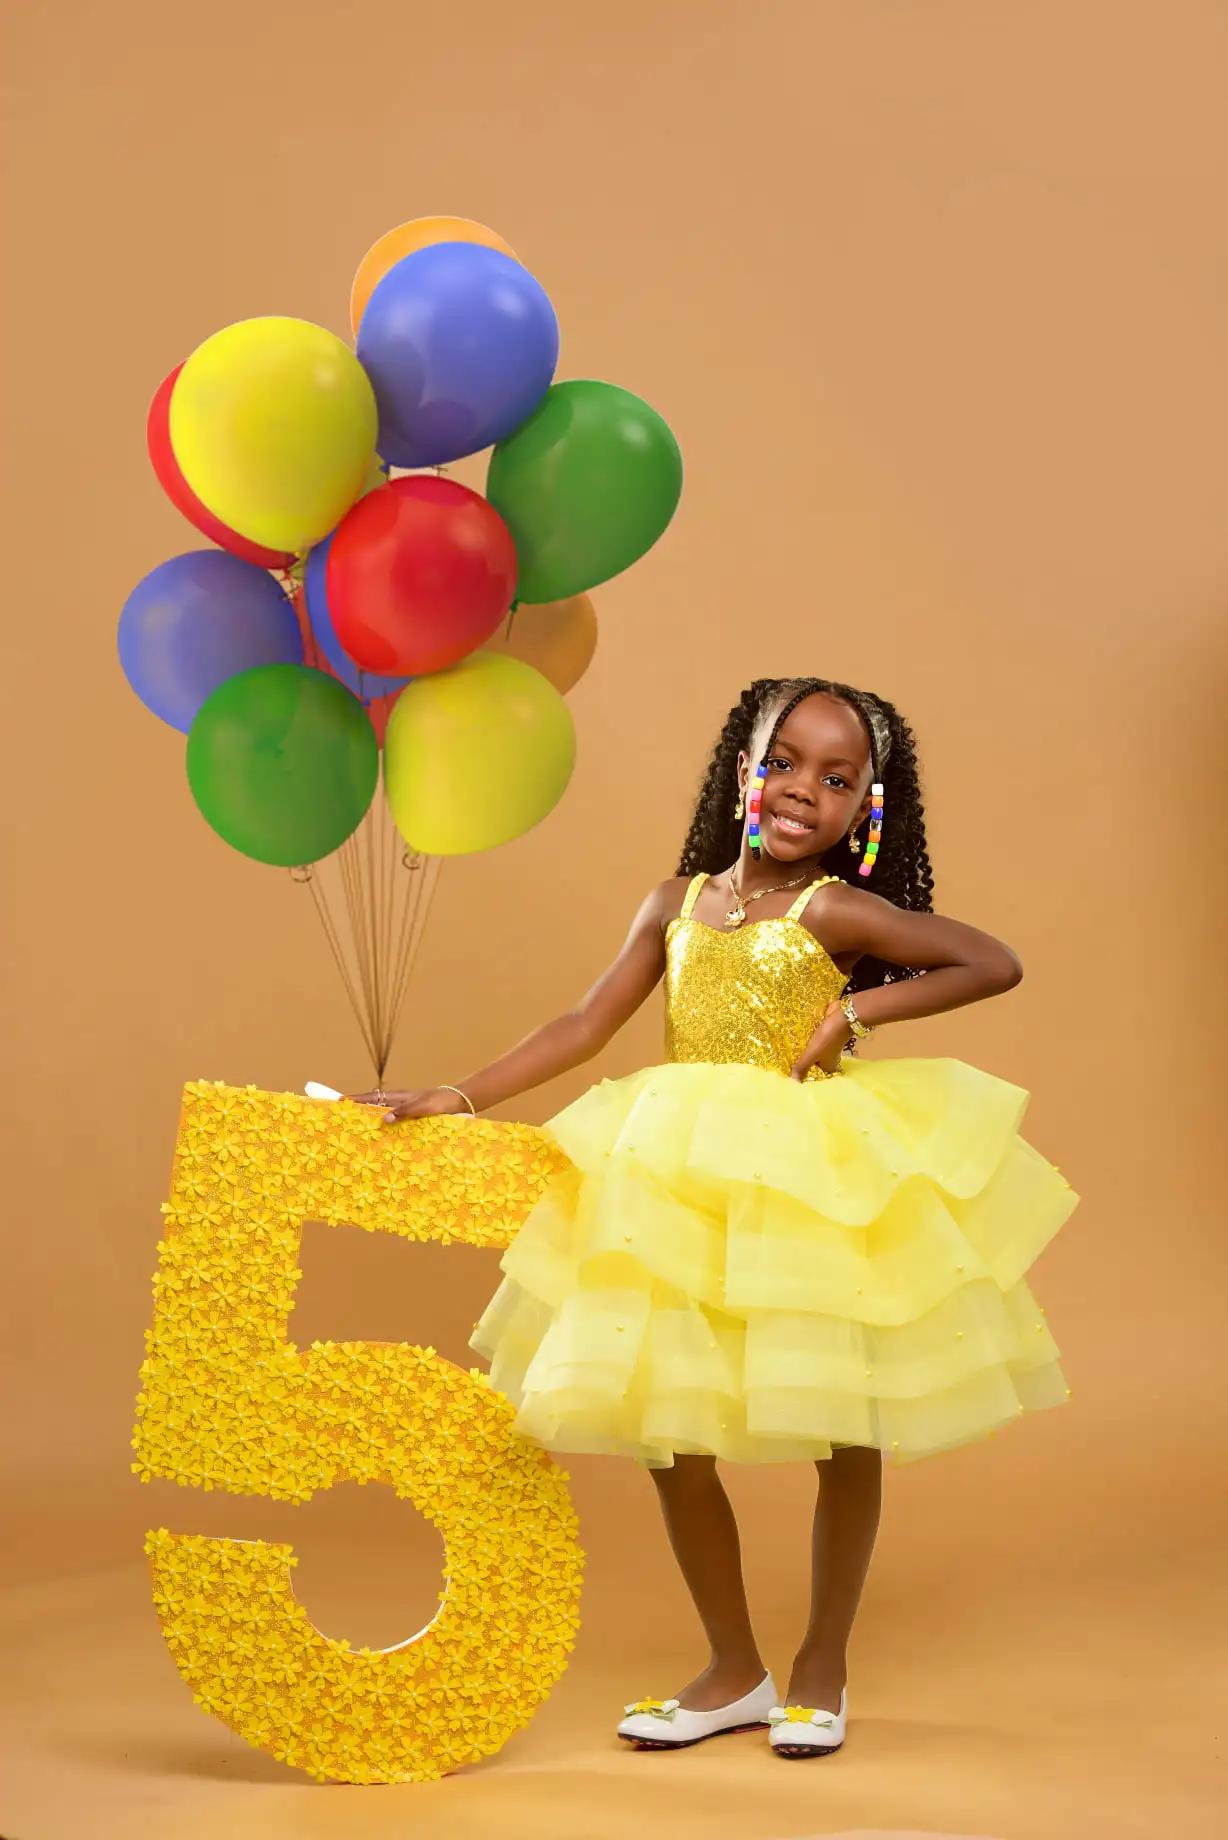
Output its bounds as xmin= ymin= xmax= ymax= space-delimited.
xmin=187 ymin=664 xmax=379 ymax=866
xmin=487 ymin=379 xmax=682 ymax=603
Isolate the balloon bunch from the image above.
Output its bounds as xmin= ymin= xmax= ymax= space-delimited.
xmin=119 ymin=215 xmax=682 ymax=1072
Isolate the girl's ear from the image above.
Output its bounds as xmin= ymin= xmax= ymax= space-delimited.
xmin=736 ymin=748 xmax=750 ymax=793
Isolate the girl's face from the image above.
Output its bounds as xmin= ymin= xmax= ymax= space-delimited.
xmin=737 ymin=693 xmax=875 ymax=866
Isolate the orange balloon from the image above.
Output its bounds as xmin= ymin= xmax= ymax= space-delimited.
xmin=349 ymin=217 xmax=517 ymax=337
xmin=480 ymin=594 xmax=598 ymax=696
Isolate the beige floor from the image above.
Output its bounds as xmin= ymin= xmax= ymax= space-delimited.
xmin=3 ymin=1445 xmax=1223 ymax=1840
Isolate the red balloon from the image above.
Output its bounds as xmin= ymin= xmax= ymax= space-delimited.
xmin=292 ymin=585 xmax=325 ymax=670
xmin=292 ymin=587 xmax=399 ymax=744
xmin=326 ymin=476 xmax=518 ymax=676
xmin=146 ymin=365 xmax=295 ymax=571
xmin=365 ymin=690 xmax=399 ymax=748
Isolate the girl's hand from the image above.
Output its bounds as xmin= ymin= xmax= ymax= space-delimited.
xmin=347 ymin=1087 xmax=472 ymax=1124
xmin=789 ymin=1001 xmax=852 ymax=1081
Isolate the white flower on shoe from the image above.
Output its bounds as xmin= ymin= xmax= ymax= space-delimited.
xmin=623 ymin=1696 xmax=680 ymax=1719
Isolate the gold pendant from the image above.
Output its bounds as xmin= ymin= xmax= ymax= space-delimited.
xmin=726 ymin=901 xmax=745 ymax=928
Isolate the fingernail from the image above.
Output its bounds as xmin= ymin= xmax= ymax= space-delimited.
xmin=384 ymin=1112 xmax=397 ymax=1124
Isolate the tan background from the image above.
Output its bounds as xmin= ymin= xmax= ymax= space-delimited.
xmin=2 ymin=1 xmax=1225 ymax=1836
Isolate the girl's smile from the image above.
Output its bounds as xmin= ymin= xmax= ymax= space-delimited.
xmin=768 ymin=808 xmax=817 ymax=839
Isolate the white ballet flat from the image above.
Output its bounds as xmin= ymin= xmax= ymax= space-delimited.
xmin=617 ymin=1672 xmax=779 ymax=1749
xmin=767 ymin=1689 xmax=847 ymax=1757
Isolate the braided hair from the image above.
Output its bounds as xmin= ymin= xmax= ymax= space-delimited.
xmin=675 ymin=677 xmax=935 ymax=995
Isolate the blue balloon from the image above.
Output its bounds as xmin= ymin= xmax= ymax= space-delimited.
xmin=357 ymin=242 xmax=559 ymax=469
xmin=118 ymin=550 xmax=302 ymax=733
xmin=304 ymin=535 xmax=409 ymax=701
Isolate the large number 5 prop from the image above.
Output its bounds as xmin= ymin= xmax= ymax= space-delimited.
xmin=132 ymin=1083 xmax=584 ymax=1784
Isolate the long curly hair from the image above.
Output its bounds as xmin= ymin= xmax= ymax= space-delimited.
xmin=675 ymin=677 xmax=935 ymax=994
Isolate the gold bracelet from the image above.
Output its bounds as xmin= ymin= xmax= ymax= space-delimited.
xmin=839 ymin=995 xmax=875 ymax=1040
xmin=438 ymin=1084 xmax=477 ymax=1116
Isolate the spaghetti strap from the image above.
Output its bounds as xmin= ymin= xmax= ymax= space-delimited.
xmin=786 ymin=874 xmax=839 ymax=923
xmin=678 ymin=873 xmax=708 ymax=922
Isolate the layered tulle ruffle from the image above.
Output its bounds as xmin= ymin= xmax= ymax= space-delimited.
xmin=470 ymin=1059 xmax=1076 ymax=1466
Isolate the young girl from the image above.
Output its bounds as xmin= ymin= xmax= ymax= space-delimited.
xmin=357 ymin=676 xmax=1076 ymax=1759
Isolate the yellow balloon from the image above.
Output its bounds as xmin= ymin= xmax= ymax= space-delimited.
xmin=169 ymin=318 xmax=378 ymax=553
xmin=480 ymin=594 xmax=598 ymax=695
xmin=384 ymin=653 xmax=575 ymax=856
xmin=350 ymin=216 xmax=516 ymax=337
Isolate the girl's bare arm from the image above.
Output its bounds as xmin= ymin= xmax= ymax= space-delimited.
xmin=791 ymin=882 xmax=1022 ymax=1079
xmin=817 ymin=875 xmax=1016 ymax=1023
xmin=810 ymin=881 xmax=1022 ymax=1024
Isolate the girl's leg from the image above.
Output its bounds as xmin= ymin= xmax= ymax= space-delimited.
xmin=650 ymin=1455 xmax=767 ymax=1709
xmin=786 ymin=1444 xmax=882 ymax=1708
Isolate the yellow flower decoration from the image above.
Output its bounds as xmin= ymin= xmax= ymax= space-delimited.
xmin=134 ymin=1082 xmax=583 ymax=1784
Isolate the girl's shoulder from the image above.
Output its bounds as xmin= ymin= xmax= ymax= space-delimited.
xmin=793 ymin=873 xmax=882 ymax=942
xmin=619 ymin=874 xmax=701 ymax=935
xmin=655 ymin=872 xmax=705 ymax=927
xmin=799 ymin=873 xmax=862 ymax=911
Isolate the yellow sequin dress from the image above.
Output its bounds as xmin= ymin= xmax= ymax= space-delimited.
xmin=470 ymin=874 xmax=1076 ymax=1467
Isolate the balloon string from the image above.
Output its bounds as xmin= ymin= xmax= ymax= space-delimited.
xmin=362 ymin=788 xmax=383 ymax=1062
xmin=337 ymin=828 xmax=380 ymax=1052
xmin=334 ymin=838 xmax=370 ymax=1052
xmin=299 ymin=868 xmax=380 ymax=1072
xmin=383 ymin=853 xmax=442 ymax=1074
xmin=380 ymin=844 xmax=417 ymax=1074
xmin=377 ymin=781 xmax=400 ymax=1063
xmin=296 ymin=779 xmax=440 ymax=1081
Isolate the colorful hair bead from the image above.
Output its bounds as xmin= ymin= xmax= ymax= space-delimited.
xmin=746 ymin=762 xmax=767 ymax=853
xmin=858 ymin=782 xmax=885 ymax=877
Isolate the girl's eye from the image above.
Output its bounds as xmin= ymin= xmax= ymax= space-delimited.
xmin=766 ymin=757 xmax=847 ymax=790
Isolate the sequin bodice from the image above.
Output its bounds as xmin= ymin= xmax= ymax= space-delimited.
xmin=664 ymin=873 xmax=849 ymax=1080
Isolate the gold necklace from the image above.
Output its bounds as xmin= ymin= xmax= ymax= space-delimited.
xmin=724 ymin=866 xmax=812 ymax=929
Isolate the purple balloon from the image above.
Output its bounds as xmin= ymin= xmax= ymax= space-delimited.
xmin=304 ymin=534 xmax=408 ymax=701
xmin=357 ymin=241 xmax=559 ymax=469
xmin=118 ymin=550 xmax=302 ymax=732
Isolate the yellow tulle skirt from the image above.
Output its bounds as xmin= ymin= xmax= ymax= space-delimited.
xmin=470 ymin=1058 xmax=1076 ymax=1467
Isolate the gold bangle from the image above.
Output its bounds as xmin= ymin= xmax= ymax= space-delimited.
xmin=438 ymin=1084 xmax=477 ymax=1116
xmin=839 ymin=995 xmax=874 ymax=1040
